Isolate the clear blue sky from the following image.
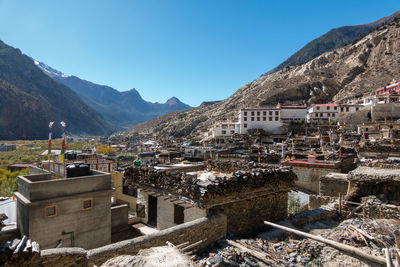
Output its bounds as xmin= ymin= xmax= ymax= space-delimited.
xmin=0 ymin=0 xmax=398 ymax=106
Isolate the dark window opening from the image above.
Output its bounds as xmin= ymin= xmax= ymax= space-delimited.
xmin=123 ymin=185 xmax=138 ymax=197
xmin=174 ymin=204 xmax=184 ymax=225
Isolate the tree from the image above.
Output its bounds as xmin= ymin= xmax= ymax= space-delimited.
xmin=0 ymin=168 xmax=28 ymax=197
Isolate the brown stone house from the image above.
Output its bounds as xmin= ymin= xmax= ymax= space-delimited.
xmin=123 ymin=162 xmax=296 ymax=237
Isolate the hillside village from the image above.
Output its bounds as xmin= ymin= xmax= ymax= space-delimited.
xmin=0 ymin=77 xmax=399 ymax=266
xmin=1 ymin=6 xmax=400 ymax=267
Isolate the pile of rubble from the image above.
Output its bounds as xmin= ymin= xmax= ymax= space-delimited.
xmin=196 ymin=218 xmax=400 ymax=266
xmin=124 ymin=164 xmax=296 ymax=206
xmin=0 ymin=236 xmax=40 ymax=266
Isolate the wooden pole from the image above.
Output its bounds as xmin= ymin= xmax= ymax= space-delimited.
xmin=339 ymin=193 xmax=342 ymax=216
xmin=384 ymin=248 xmax=392 ymax=267
xmin=264 ymin=220 xmax=386 ymax=266
xmin=395 ymin=230 xmax=400 ymax=250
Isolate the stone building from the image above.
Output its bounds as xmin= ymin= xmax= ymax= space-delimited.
xmin=123 ymin=161 xmax=296 ymax=237
xmin=14 ymin=170 xmax=113 ymax=249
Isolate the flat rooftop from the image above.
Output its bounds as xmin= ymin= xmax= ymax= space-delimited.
xmin=349 ymin=166 xmax=400 ymax=181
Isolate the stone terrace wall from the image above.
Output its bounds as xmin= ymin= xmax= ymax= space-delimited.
xmin=124 ymin=161 xmax=296 ymax=207
xmin=1 ymin=214 xmax=226 ymax=266
xmin=88 ymin=213 xmax=227 ymax=266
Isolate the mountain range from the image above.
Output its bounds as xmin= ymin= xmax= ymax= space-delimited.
xmin=0 ymin=40 xmax=115 ymax=140
xmin=127 ymin=14 xmax=400 ymax=138
xmin=35 ymin=61 xmax=192 ymax=129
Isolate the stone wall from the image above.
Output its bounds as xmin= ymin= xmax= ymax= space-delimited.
xmin=319 ymin=173 xmax=349 ymax=197
xmin=213 ymin=192 xmax=288 ymax=237
xmin=87 ymin=213 xmax=227 ymax=266
xmin=291 ymin=166 xmax=340 ymax=194
xmin=362 ymin=197 xmax=400 ymax=219
xmin=1 ymin=214 xmax=227 ymax=266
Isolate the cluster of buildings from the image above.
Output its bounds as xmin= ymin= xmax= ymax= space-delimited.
xmin=207 ymin=81 xmax=400 ymax=139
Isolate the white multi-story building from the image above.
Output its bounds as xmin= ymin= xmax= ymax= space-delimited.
xmin=280 ymin=105 xmax=307 ymax=122
xmin=307 ymin=104 xmax=339 ymax=123
xmin=238 ymin=108 xmax=283 ymax=134
xmin=339 ymin=104 xmax=362 ymax=115
xmin=208 ymin=121 xmax=240 ymax=138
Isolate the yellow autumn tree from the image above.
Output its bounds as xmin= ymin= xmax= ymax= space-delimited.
xmin=95 ymin=145 xmax=116 ymax=155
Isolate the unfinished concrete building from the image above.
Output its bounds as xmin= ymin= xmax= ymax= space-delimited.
xmin=15 ymin=170 xmax=113 ymax=249
xmin=123 ymin=161 xmax=296 ymax=237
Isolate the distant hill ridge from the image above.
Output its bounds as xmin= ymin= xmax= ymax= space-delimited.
xmin=0 ymin=40 xmax=115 ymax=140
xmin=35 ymin=61 xmax=192 ymax=129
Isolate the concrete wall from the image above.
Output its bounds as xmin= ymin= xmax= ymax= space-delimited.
xmin=292 ymin=166 xmax=340 ymax=194
xmin=111 ymin=204 xmax=128 ymax=233
xmin=16 ymin=172 xmax=113 ymax=250
xmin=18 ymin=171 xmax=111 ymax=201
xmin=28 ymin=190 xmax=111 ymax=250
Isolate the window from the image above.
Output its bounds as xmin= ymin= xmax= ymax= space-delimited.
xmin=257 ymin=117 xmax=260 ymax=121
xmin=123 ymin=185 xmax=138 ymax=197
xmin=222 ymin=130 xmax=226 ymax=134
xmin=82 ymin=198 xmax=93 ymax=210
xmin=316 ymin=106 xmax=320 ymax=110
xmin=356 ymin=107 xmax=359 ymax=111
xmin=275 ymin=117 xmax=278 ymax=121
xmin=174 ymin=204 xmax=184 ymax=224
xmin=275 ymin=111 xmax=279 ymax=116
xmin=244 ymin=111 xmax=247 ymax=116
xmin=263 ymin=117 xmax=266 ymax=121
xmin=269 ymin=111 xmax=272 ymax=115
xmin=251 ymin=111 xmax=254 ymax=116
xmin=315 ymin=113 xmax=318 ymax=117
xmin=334 ymin=106 xmax=337 ymax=110
xmin=244 ymin=117 xmax=247 ymax=121
xmin=263 ymin=111 xmax=266 ymax=115
xmin=257 ymin=111 xmax=260 ymax=115
xmin=251 ymin=117 xmax=254 ymax=121
xmin=332 ymin=113 xmax=335 ymax=117
xmin=346 ymin=107 xmax=349 ymax=112
xmin=244 ymin=123 xmax=247 ymax=128
xmin=341 ymin=107 xmax=344 ymax=112
xmin=269 ymin=117 xmax=272 ymax=121
xmin=45 ymin=205 xmax=57 ymax=218
xmin=327 ymin=106 xmax=330 ymax=110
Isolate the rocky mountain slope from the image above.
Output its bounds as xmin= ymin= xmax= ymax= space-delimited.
xmin=35 ymin=61 xmax=192 ymax=129
xmin=127 ymin=18 xmax=400 ymax=138
xmin=0 ymin=40 xmax=115 ymax=140
xmin=267 ymin=10 xmax=400 ymax=74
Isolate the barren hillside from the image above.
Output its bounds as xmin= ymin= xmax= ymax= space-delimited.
xmin=127 ymin=19 xmax=400 ymax=138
